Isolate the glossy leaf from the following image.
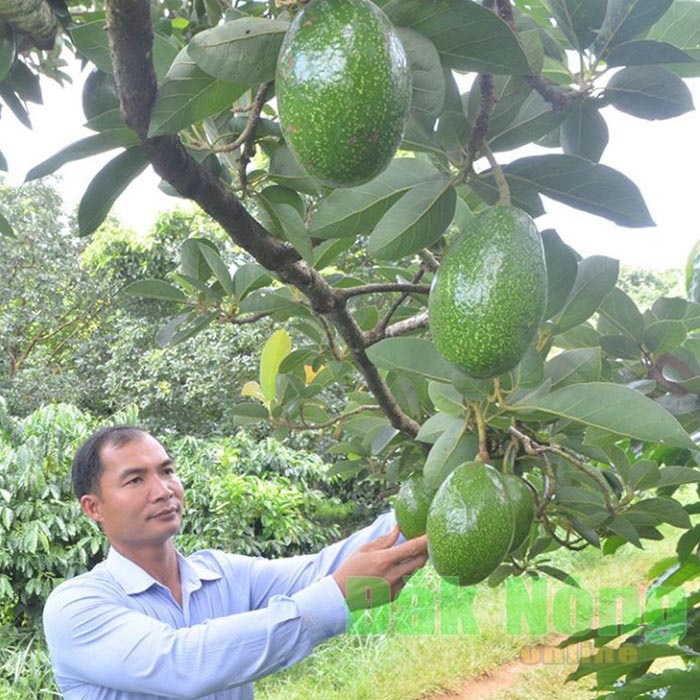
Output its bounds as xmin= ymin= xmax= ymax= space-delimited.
xmin=512 ymin=382 xmax=697 ymax=450
xmin=78 ymin=147 xmax=149 ymax=237
xmin=598 ymin=287 xmax=644 ymax=341
xmin=498 ymin=155 xmax=655 ymax=227
xmin=366 ymin=338 xmax=455 ymax=383
xmin=156 ymin=310 xmax=217 ymax=347
xmin=595 ymin=0 xmax=674 ymax=53
xmin=643 ymin=320 xmax=686 ymax=354
xmin=542 ymin=229 xmax=578 ymax=320
xmin=605 ymin=65 xmax=694 ymax=120
xmin=396 ymin=27 xmax=445 ymax=129
xmin=268 ymin=145 xmax=321 ymax=196
xmin=607 ymin=39 xmax=697 ymax=67
xmin=0 ymin=210 xmax=15 ymax=238
xmin=383 ymin=0 xmax=530 ymax=75
xmin=544 ymin=0 xmax=606 ymax=51
xmin=416 ymin=412 xmax=463 ymax=444
xmin=310 ymin=158 xmax=439 ymax=239
xmin=368 ymin=179 xmax=456 ymax=261
xmin=122 ymin=279 xmax=188 ymax=303
xmin=489 ymin=91 xmax=569 ymax=152
xmin=647 ymin=1 xmax=700 ymax=77
xmin=188 ymin=18 xmax=288 ymax=84
xmin=149 ymin=48 xmax=247 ymax=137
xmin=25 ymin=130 xmax=140 ymax=181
xmin=72 ymin=21 xmax=180 ymax=82
xmin=199 ymin=245 xmax=234 ymax=296
xmin=552 ymin=256 xmax=619 ymax=333
xmin=260 ymin=329 xmax=292 ymax=405
xmin=544 ymin=347 xmax=603 ymax=389
xmin=423 ymin=424 xmax=479 ymax=490
xmin=560 ymin=101 xmax=609 ymax=162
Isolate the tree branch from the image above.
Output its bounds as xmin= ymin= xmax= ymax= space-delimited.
xmin=338 ymin=282 xmax=430 ymax=300
xmin=366 ymin=311 xmax=429 ymax=345
xmin=104 ymin=0 xmax=421 ymax=439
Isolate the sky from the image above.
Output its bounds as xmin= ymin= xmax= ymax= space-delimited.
xmin=2 ymin=62 xmax=699 ymax=272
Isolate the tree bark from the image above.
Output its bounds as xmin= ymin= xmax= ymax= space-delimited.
xmin=0 ymin=0 xmax=58 ymax=50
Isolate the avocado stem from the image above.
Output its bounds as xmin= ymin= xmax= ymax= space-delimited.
xmin=482 ymin=143 xmax=511 ymax=207
xmin=474 ymin=403 xmax=490 ymax=462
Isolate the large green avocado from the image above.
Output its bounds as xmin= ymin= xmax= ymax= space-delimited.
xmin=275 ymin=0 xmax=411 ymax=188
xmin=82 ymin=68 xmax=119 ymax=123
xmin=428 ymin=206 xmax=547 ymax=379
xmin=395 ymin=474 xmax=435 ymax=540
xmin=501 ymin=473 xmax=535 ymax=553
xmin=427 ymin=461 xmax=514 ymax=586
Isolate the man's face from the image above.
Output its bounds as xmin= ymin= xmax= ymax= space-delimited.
xmin=80 ymin=433 xmax=185 ymax=554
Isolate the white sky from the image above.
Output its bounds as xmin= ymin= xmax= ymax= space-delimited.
xmin=1 ymin=63 xmax=699 ymax=271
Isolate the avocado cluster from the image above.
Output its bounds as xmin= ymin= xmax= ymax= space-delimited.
xmin=275 ymin=0 xmax=411 ymax=187
xmin=395 ymin=463 xmax=535 ymax=586
xmin=429 ymin=206 xmax=547 ymax=379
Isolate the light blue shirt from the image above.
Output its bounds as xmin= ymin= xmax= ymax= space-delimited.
xmin=43 ymin=512 xmax=398 ymax=700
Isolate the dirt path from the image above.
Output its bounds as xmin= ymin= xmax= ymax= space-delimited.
xmin=428 ymin=637 xmax=570 ymax=700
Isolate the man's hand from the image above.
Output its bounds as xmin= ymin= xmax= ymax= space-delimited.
xmin=332 ymin=526 xmax=428 ymax=611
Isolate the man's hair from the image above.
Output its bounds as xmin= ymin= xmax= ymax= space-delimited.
xmin=72 ymin=425 xmax=148 ymax=499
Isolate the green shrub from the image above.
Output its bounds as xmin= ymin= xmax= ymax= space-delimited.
xmin=0 ymin=627 xmax=58 ymax=698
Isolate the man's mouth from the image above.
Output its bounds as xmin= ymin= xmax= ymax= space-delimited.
xmin=149 ymin=507 xmax=179 ymax=520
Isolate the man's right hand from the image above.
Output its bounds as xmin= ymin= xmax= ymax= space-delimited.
xmin=332 ymin=526 xmax=428 ymax=611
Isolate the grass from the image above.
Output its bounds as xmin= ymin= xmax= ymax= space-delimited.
xmin=257 ymin=533 xmax=679 ymax=700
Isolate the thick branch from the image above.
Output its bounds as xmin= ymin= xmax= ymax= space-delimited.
xmin=104 ymin=0 xmax=420 ymax=439
xmin=366 ymin=311 xmax=429 ymax=345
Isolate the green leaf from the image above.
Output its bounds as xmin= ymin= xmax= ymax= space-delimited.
xmin=0 ymin=210 xmax=15 ymax=238
xmin=383 ymin=0 xmax=530 ymax=75
xmin=605 ymin=65 xmax=694 ymax=120
xmin=512 ymin=382 xmax=697 ymax=450
xmin=629 ymin=459 xmax=661 ymax=491
xmin=310 ymin=158 xmax=439 ymax=239
xmin=428 ymin=382 xmax=465 ymax=416
xmin=199 ymin=245 xmax=234 ymax=296
xmin=536 ymin=564 xmax=581 ymax=588
xmin=560 ymin=101 xmax=609 ymax=163
xmin=268 ymin=145 xmax=321 ymax=196
xmin=423 ymin=423 xmax=479 ymax=490
xmin=260 ymin=329 xmax=292 ymax=405
xmin=78 ymin=146 xmax=149 ymax=237
xmin=606 ymin=515 xmax=642 ymax=548
xmin=273 ymin=203 xmax=313 ymax=263
xmin=677 ymin=525 xmax=700 ymax=561
xmin=544 ymin=0 xmax=607 ymax=51
xmin=544 ymin=347 xmax=603 ymax=389
xmin=313 ymin=238 xmax=355 ymax=270
xmin=599 ymin=334 xmax=641 ymax=360
xmin=256 ymin=185 xmax=305 ymax=238
xmin=416 ymin=412 xmax=463 ymax=444
xmin=156 ymin=310 xmax=217 ymax=347
xmin=467 ymin=75 xmax=532 ymax=137
xmin=542 ymin=229 xmax=578 ymax=320
xmin=368 ymin=179 xmax=456 ymax=261
xmin=643 ymin=320 xmax=686 ymax=354
xmin=489 ymin=91 xmax=569 ymax=153
xmin=148 ymin=48 xmax=247 ymax=137
xmin=366 ymin=338 xmax=455 ymax=383
xmin=72 ymin=22 xmax=180 ymax=82
xmin=230 ymin=402 xmax=270 ymax=425
xmin=396 ymin=28 xmax=445 ymax=130
xmin=498 ymin=155 xmax=655 ymax=227
xmin=598 ymin=287 xmax=644 ymax=341
xmin=25 ymin=130 xmax=140 ymax=181
xmin=658 ymin=465 xmax=700 ymax=488
xmin=647 ymin=1 xmax=700 ymax=77
xmin=180 ymin=238 xmax=219 ymax=281
xmin=552 ymin=256 xmax=620 ymax=333
xmin=607 ymin=39 xmax=697 ymax=67
xmin=187 ymin=18 xmax=288 ymax=85
xmin=628 ymin=496 xmax=691 ymax=529
xmin=596 ymin=0 xmax=674 ymax=53
xmin=122 ymin=279 xmax=188 ymax=303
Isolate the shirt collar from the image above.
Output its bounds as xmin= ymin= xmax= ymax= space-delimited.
xmin=105 ymin=546 xmax=222 ymax=596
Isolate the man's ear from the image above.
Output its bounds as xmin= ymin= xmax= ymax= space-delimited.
xmin=80 ymin=494 xmax=103 ymax=524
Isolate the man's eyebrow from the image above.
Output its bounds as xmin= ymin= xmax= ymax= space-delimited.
xmin=118 ymin=459 xmax=174 ymax=479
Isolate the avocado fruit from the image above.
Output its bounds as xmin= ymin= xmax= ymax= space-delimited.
xmin=427 ymin=461 xmax=514 ymax=586
xmin=428 ymin=206 xmax=547 ymax=379
xmin=501 ymin=474 xmax=535 ymax=553
xmin=82 ymin=68 xmax=119 ymax=122
xmin=395 ymin=474 xmax=435 ymax=540
xmin=275 ymin=0 xmax=411 ymax=188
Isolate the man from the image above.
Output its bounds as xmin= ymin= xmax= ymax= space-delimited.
xmin=43 ymin=425 xmax=428 ymax=699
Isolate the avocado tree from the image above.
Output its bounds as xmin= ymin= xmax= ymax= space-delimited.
xmin=4 ymin=0 xmax=700 ymax=696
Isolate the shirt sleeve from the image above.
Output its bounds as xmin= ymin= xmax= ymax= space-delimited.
xmin=248 ymin=510 xmax=399 ymax=609
xmin=43 ymin=573 xmax=347 ymax=699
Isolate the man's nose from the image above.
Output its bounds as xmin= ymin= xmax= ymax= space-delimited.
xmin=151 ymin=475 xmax=173 ymax=500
